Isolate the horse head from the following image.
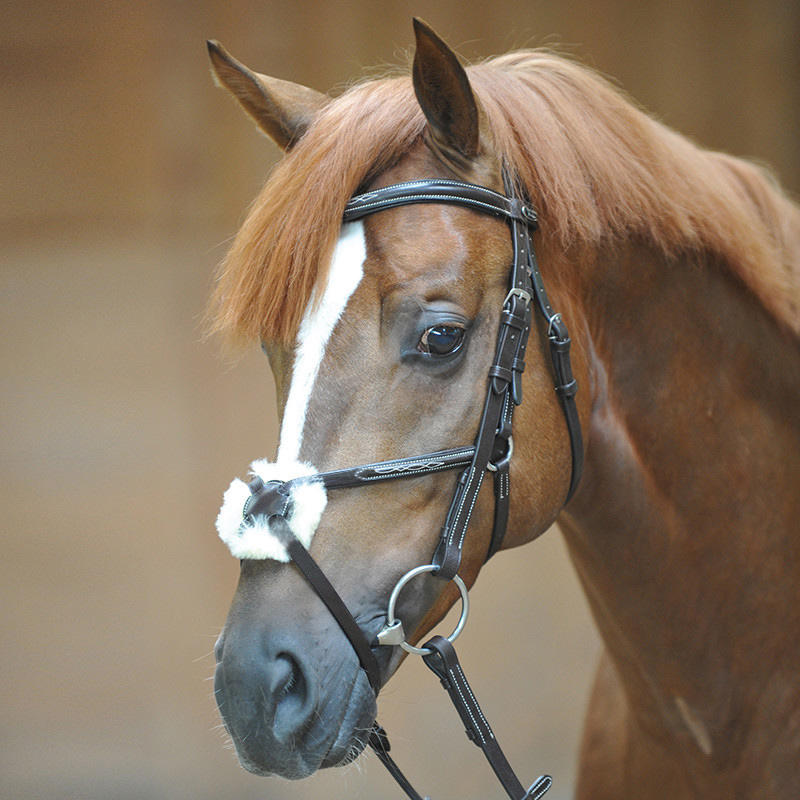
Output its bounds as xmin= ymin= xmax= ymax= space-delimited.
xmin=208 ymin=20 xmax=583 ymax=780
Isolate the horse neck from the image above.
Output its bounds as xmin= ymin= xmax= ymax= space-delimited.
xmin=557 ymin=241 xmax=800 ymax=750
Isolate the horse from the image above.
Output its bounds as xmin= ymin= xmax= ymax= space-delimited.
xmin=207 ymin=19 xmax=800 ymax=799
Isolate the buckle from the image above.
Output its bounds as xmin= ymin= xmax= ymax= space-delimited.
xmin=504 ymin=287 xmax=532 ymax=307
xmin=523 ymin=775 xmax=553 ymax=799
xmin=547 ymin=312 xmax=569 ymax=343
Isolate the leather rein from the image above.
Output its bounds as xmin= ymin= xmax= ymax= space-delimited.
xmin=241 ymin=174 xmax=583 ymax=800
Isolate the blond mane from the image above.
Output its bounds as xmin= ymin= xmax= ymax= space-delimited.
xmin=210 ymin=51 xmax=800 ymax=346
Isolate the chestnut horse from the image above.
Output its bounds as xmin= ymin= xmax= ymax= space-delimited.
xmin=208 ymin=20 xmax=800 ymax=799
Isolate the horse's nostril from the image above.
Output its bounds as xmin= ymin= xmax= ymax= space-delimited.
xmin=272 ymin=652 xmax=312 ymax=744
xmin=270 ymin=653 xmax=296 ymax=695
xmin=214 ymin=633 xmax=225 ymax=663
xmin=215 ymin=638 xmax=316 ymax=752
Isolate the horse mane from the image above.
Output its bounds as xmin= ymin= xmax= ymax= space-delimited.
xmin=210 ymin=51 xmax=800 ymax=346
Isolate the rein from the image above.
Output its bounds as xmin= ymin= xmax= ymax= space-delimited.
xmin=240 ymin=175 xmax=582 ymax=800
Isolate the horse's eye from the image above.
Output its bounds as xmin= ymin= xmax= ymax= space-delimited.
xmin=418 ymin=324 xmax=465 ymax=357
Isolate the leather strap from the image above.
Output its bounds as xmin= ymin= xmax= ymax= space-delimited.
xmin=524 ymin=222 xmax=583 ymax=503
xmin=431 ymin=183 xmax=536 ymax=577
xmin=486 ymin=391 xmax=515 ymax=560
xmin=343 ymin=179 xmax=538 ymax=227
xmin=369 ymin=725 xmax=430 ymax=800
xmin=308 ymin=446 xmax=476 ymax=491
xmin=270 ymin=514 xmax=430 ymax=799
xmin=422 ymin=636 xmax=552 ymax=800
xmin=547 ymin=323 xmax=582 ymax=502
xmin=266 ymin=513 xmax=382 ymax=695
xmin=433 ymin=291 xmax=531 ymax=578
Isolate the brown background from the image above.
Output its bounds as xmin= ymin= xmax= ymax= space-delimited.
xmin=2 ymin=2 xmax=798 ymax=799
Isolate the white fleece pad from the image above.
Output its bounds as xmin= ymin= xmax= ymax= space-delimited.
xmin=216 ymin=460 xmax=328 ymax=561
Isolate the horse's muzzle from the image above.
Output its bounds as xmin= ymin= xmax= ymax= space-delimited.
xmin=213 ymin=567 xmax=380 ymax=779
xmin=214 ymin=626 xmax=320 ymax=777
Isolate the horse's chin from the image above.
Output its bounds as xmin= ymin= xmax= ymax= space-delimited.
xmin=318 ymin=704 xmax=374 ymax=769
xmin=231 ymin=669 xmax=377 ymax=780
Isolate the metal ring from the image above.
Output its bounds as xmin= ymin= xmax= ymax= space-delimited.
xmin=385 ymin=564 xmax=469 ymax=656
xmin=547 ymin=312 xmax=563 ymax=337
xmin=486 ymin=436 xmax=514 ymax=472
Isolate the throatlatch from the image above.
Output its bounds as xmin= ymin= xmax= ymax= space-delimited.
xmin=226 ymin=173 xmax=583 ymax=800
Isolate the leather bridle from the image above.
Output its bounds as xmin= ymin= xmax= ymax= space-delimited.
xmin=238 ymin=173 xmax=583 ymax=800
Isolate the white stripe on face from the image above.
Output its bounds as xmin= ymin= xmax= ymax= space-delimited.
xmin=277 ymin=221 xmax=367 ymax=464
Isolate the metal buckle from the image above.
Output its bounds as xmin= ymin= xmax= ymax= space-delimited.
xmin=523 ymin=775 xmax=553 ymax=799
xmin=504 ymin=287 xmax=532 ymax=307
xmin=547 ymin=312 xmax=561 ymax=335
xmin=377 ymin=564 xmax=469 ymax=655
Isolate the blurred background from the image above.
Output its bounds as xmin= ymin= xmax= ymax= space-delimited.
xmin=2 ymin=1 xmax=798 ymax=798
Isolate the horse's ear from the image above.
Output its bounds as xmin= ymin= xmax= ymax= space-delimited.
xmin=412 ymin=19 xmax=485 ymax=170
xmin=207 ymin=40 xmax=328 ymax=150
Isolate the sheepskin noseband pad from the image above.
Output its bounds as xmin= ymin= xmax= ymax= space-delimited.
xmin=216 ymin=460 xmax=327 ymax=561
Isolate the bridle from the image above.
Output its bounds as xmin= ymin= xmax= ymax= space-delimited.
xmin=236 ymin=172 xmax=583 ymax=800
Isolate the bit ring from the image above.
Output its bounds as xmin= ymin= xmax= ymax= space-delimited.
xmin=385 ymin=564 xmax=469 ymax=655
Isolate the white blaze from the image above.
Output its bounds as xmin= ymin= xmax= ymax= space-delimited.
xmin=216 ymin=222 xmax=366 ymax=560
xmin=278 ymin=221 xmax=367 ymax=463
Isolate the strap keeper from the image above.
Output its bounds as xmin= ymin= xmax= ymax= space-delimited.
xmin=549 ymin=334 xmax=571 ymax=353
xmin=432 ymin=536 xmax=461 ymax=580
xmin=501 ymin=309 xmax=527 ymax=330
xmin=512 ymin=370 xmax=524 ymax=405
xmin=555 ymin=379 xmax=578 ymax=398
xmin=489 ymin=365 xmax=512 ymax=384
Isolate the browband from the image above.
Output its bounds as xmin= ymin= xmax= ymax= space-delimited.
xmin=343 ymin=178 xmax=539 ymax=226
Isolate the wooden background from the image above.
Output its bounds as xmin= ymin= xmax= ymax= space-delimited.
xmin=2 ymin=2 xmax=797 ymax=798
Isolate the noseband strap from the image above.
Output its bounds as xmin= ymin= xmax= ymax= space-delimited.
xmin=239 ymin=173 xmax=582 ymax=800
xmin=257 ymin=503 xmax=383 ymax=694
